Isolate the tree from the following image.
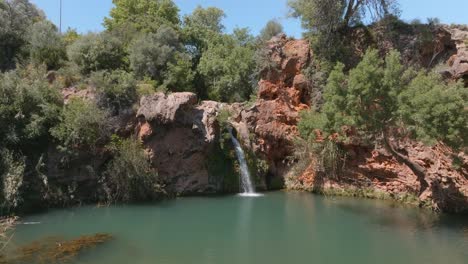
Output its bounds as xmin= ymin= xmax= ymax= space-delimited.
xmin=299 ymin=49 xmax=468 ymax=194
xmin=197 ymin=31 xmax=256 ymax=102
xmin=182 ymin=6 xmax=225 ymax=54
xmin=51 ymin=98 xmax=109 ymax=152
xmin=288 ymin=0 xmax=399 ymax=61
xmin=28 ymin=21 xmax=66 ymax=70
xmin=399 ymin=72 xmax=468 ymax=148
xmin=0 ymin=0 xmax=44 ymax=71
xmin=259 ymin=20 xmax=284 ymax=41
xmin=104 ymin=0 xmax=180 ymax=33
xmin=289 ymin=0 xmax=399 ymax=32
xmin=62 ymin=28 xmax=79 ymax=47
xmin=0 ymin=65 xmax=62 ymax=210
xmin=0 ymin=65 xmax=62 ymax=150
xmin=103 ymin=138 xmax=162 ymax=202
xmin=182 ymin=6 xmax=226 ymax=98
xmin=129 ymin=26 xmax=194 ymax=92
xmin=67 ymin=32 xmax=126 ymax=74
xmin=89 ymin=70 xmax=138 ymax=115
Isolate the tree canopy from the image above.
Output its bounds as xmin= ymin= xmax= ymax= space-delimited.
xmin=0 ymin=0 xmax=44 ymax=70
xmin=259 ymin=20 xmax=284 ymax=41
xmin=104 ymin=0 xmax=180 ymax=32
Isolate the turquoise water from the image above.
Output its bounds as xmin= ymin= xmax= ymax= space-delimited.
xmin=10 ymin=192 xmax=468 ymax=264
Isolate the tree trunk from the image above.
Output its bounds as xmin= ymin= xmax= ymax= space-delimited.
xmin=343 ymin=0 xmax=356 ymax=28
xmin=382 ymin=129 xmax=429 ymax=195
xmin=343 ymin=0 xmax=364 ymax=28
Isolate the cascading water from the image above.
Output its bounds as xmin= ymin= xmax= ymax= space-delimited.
xmin=228 ymin=127 xmax=260 ymax=196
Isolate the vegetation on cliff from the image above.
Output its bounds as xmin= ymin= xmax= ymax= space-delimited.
xmin=0 ymin=0 xmax=466 ymax=213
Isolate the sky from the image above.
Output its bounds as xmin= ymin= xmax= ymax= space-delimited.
xmin=30 ymin=0 xmax=468 ymax=38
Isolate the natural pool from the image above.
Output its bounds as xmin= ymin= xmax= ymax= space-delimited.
xmin=7 ymin=192 xmax=468 ymax=264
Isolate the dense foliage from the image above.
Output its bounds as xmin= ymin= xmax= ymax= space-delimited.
xmin=198 ymin=30 xmax=256 ymax=102
xmin=300 ymin=49 xmax=467 ymax=147
xmin=28 ymin=21 xmax=66 ymax=70
xmin=67 ymin=32 xmax=126 ymax=74
xmin=0 ymin=0 xmax=44 ymax=71
xmin=104 ymin=0 xmax=180 ymax=33
xmin=89 ymin=70 xmax=138 ymax=114
xmin=51 ymin=98 xmax=109 ymax=152
xmin=298 ymin=49 xmax=467 ymax=192
xmin=0 ymin=65 xmax=62 ymax=211
xmin=288 ymin=0 xmax=399 ymax=61
xmin=1 ymin=0 xmax=466 ymax=212
xmin=103 ymin=137 xmax=163 ymax=203
xmin=129 ymin=26 xmax=194 ymax=92
xmin=259 ymin=20 xmax=284 ymax=41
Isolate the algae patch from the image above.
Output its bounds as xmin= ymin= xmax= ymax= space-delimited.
xmin=1 ymin=233 xmax=113 ymax=264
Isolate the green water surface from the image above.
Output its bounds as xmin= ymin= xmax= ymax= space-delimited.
xmin=10 ymin=192 xmax=468 ymax=264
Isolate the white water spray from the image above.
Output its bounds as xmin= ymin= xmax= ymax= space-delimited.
xmin=229 ymin=128 xmax=261 ymax=196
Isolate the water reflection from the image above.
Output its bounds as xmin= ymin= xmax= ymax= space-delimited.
xmin=10 ymin=192 xmax=468 ymax=264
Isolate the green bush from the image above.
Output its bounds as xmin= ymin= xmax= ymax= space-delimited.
xmin=103 ymin=137 xmax=163 ymax=203
xmin=259 ymin=20 xmax=283 ymax=42
xmin=399 ymin=72 xmax=468 ymax=148
xmin=89 ymin=70 xmax=138 ymax=114
xmin=129 ymin=26 xmax=194 ymax=92
xmin=0 ymin=0 xmax=44 ymax=71
xmin=51 ymin=98 xmax=109 ymax=152
xmin=0 ymin=65 xmax=62 ymax=149
xmin=198 ymin=32 xmax=256 ymax=102
xmin=0 ymin=149 xmax=25 ymax=210
xmin=56 ymin=63 xmax=83 ymax=88
xmin=67 ymin=33 xmax=126 ymax=74
xmin=104 ymin=0 xmax=180 ymax=33
xmin=28 ymin=21 xmax=66 ymax=70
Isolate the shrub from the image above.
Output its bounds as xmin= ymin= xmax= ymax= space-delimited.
xmin=51 ymin=98 xmax=109 ymax=152
xmin=104 ymin=0 xmax=180 ymax=33
xmin=0 ymin=0 xmax=44 ymax=71
xmin=89 ymin=70 xmax=138 ymax=115
xmin=103 ymin=137 xmax=163 ymax=203
xmin=259 ymin=19 xmax=283 ymax=42
xmin=62 ymin=28 xmax=80 ymax=47
xmin=68 ymin=33 xmax=126 ymax=74
xmin=399 ymin=72 xmax=468 ymax=148
xmin=56 ymin=63 xmax=83 ymax=88
xmin=198 ymin=33 xmax=256 ymax=102
xmin=0 ymin=149 xmax=25 ymax=210
xmin=28 ymin=21 xmax=66 ymax=70
xmin=0 ymin=65 xmax=62 ymax=149
xmin=129 ymin=26 xmax=194 ymax=92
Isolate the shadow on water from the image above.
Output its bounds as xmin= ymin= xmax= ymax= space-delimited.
xmin=330 ymin=196 xmax=468 ymax=232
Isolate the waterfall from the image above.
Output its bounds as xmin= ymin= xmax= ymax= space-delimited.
xmin=228 ymin=128 xmax=258 ymax=196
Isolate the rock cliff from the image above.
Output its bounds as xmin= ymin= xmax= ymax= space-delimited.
xmin=49 ymin=28 xmax=467 ymax=213
xmin=136 ymin=93 xmax=225 ymax=194
xmin=230 ymin=35 xmax=312 ymax=186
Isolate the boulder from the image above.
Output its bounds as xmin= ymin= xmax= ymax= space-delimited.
xmin=136 ymin=93 xmax=225 ymax=194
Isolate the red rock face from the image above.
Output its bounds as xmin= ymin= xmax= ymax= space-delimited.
xmin=445 ymin=28 xmax=468 ymax=84
xmin=232 ymin=35 xmax=312 ymax=183
xmin=136 ymin=93 xmax=224 ymax=194
xmin=294 ymin=138 xmax=468 ymax=213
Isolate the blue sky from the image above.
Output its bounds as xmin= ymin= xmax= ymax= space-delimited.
xmin=30 ymin=0 xmax=468 ymax=38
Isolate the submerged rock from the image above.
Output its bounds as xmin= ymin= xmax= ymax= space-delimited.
xmin=3 ymin=233 xmax=113 ymax=264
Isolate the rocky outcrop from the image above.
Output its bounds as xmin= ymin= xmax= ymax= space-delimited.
xmin=230 ymin=35 xmax=311 ymax=186
xmin=61 ymin=87 xmax=96 ymax=104
xmin=445 ymin=27 xmax=468 ymax=84
xmin=136 ymin=93 xmax=225 ymax=194
xmin=292 ymin=138 xmax=468 ymax=213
